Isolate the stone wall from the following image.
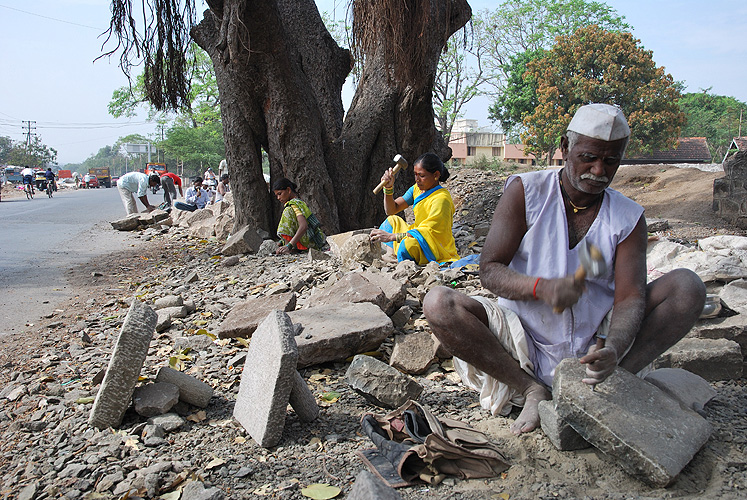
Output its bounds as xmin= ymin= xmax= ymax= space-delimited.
xmin=713 ymin=150 xmax=747 ymax=228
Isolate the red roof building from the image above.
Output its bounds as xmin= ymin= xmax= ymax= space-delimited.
xmin=621 ymin=137 xmax=711 ymax=164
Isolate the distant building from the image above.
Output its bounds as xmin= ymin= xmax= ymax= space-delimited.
xmin=503 ymin=143 xmax=563 ymax=167
xmin=447 ymin=119 xmax=562 ymax=166
xmin=723 ymin=137 xmax=747 ymax=163
xmin=621 ymin=137 xmax=711 ymax=165
xmin=448 ymin=119 xmax=504 ymax=166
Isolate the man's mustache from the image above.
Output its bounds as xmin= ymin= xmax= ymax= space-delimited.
xmin=581 ymin=173 xmax=609 ymax=183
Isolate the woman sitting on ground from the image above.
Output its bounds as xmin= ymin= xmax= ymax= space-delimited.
xmin=273 ymin=178 xmax=327 ymax=255
xmin=370 ymin=152 xmax=459 ymax=265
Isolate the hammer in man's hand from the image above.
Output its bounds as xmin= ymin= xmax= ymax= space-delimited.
xmin=373 ymin=154 xmax=409 ymax=195
xmin=552 ymin=240 xmax=607 ymax=314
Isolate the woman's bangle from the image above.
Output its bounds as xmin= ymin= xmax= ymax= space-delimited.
xmin=532 ymin=277 xmax=541 ymax=300
xmin=395 ymin=233 xmax=406 ymax=242
xmin=382 ymin=186 xmax=394 ymax=195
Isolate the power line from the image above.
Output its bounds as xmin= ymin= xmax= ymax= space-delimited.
xmin=0 ymin=3 xmax=104 ymax=31
xmin=0 ymin=118 xmax=152 ymax=130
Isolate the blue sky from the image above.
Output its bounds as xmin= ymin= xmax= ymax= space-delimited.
xmin=1 ymin=0 xmax=744 ymax=164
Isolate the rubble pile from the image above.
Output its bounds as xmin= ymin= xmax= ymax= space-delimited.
xmin=0 ymin=168 xmax=745 ymax=499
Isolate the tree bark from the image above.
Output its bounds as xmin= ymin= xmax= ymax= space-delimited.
xmin=192 ymin=0 xmax=471 ymax=234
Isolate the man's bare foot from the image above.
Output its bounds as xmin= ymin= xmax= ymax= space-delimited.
xmin=510 ymin=383 xmax=551 ymax=435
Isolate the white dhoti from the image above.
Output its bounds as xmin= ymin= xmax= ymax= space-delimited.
xmin=452 ymin=296 xmax=536 ymax=417
xmin=454 ymin=296 xmax=621 ymax=416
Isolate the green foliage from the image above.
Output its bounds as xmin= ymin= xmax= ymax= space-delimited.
xmin=106 ymin=43 xmax=223 ymax=175
xmin=1 ymin=135 xmax=57 ymax=168
xmin=522 ymin=25 xmax=685 ymax=163
xmin=160 ymin=119 xmax=225 ymax=172
xmin=679 ymin=89 xmax=747 ymax=161
xmin=487 ymin=49 xmax=545 ymax=141
xmin=0 ymin=136 xmax=12 ymax=164
xmin=469 ymin=154 xmax=526 ymax=175
xmin=481 ymin=0 xmax=630 ymax=95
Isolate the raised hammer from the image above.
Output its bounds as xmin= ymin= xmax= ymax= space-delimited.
xmin=373 ymin=154 xmax=409 ymax=194
xmin=552 ymin=240 xmax=607 ymax=314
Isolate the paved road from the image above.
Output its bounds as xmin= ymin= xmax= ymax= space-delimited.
xmin=0 ymin=186 xmax=147 ymax=336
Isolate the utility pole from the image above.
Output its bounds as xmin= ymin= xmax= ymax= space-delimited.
xmin=22 ymin=120 xmax=36 ymax=149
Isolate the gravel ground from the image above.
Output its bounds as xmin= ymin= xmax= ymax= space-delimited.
xmin=0 ymin=166 xmax=744 ymax=499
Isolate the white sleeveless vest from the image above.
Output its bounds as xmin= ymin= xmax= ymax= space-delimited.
xmin=498 ymin=169 xmax=644 ymax=386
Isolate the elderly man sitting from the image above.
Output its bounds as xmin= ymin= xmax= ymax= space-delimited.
xmin=424 ymin=104 xmax=705 ymax=435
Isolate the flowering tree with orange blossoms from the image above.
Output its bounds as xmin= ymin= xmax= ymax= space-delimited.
xmin=521 ymin=25 xmax=685 ymax=163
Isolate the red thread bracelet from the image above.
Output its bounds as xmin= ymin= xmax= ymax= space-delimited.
xmin=533 ymin=277 xmax=541 ymax=300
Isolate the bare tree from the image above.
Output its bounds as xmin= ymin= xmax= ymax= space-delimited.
xmin=102 ymin=0 xmax=471 ymax=233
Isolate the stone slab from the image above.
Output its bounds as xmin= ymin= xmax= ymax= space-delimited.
xmin=289 ymin=302 xmax=393 ymax=368
xmin=233 ymin=310 xmax=298 ymax=448
xmin=156 ymin=366 xmax=214 ymax=408
xmin=222 ymin=225 xmax=264 ymax=256
xmin=326 ymin=229 xmax=372 ymax=256
xmin=346 ymin=354 xmax=423 ymax=409
xmin=554 ymin=358 xmax=712 ymax=487
xmin=306 ymin=272 xmax=386 ymax=311
xmin=133 ymin=382 xmax=180 ymax=417
xmin=643 ymin=368 xmax=716 ymax=415
xmin=217 ymin=292 xmax=297 ymax=339
xmin=389 ymin=331 xmax=437 ymax=375
xmin=538 ymin=400 xmax=589 ymax=451
xmin=340 ymin=233 xmax=381 ymax=266
xmin=655 ymin=337 xmax=743 ymax=381
xmin=89 ymin=300 xmax=157 ymax=429
xmin=154 ymin=295 xmax=184 ymax=311
xmin=691 ymin=315 xmax=747 ymax=353
xmin=110 ymin=216 xmax=140 ymax=231
xmin=288 ymin=370 xmax=319 ymax=422
xmin=362 ymin=270 xmax=407 ymax=315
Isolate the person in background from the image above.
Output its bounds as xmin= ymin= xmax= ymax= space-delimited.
xmin=370 ymin=152 xmax=460 ymax=265
xmin=215 ymin=174 xmax=230 ymax=203
xmin=202 ymin=179 xmax=216 ymax=205
xmin=204 ymin=167 xmax=216 ymax=185
xmin=117 ymin=172 xmax=160 ymax=215
xmin=161 ymin=172 xmax=183 ymax=196
xmin=273 ymin=178 xmax=327 ymax=254
xmin=83 ymin=172 xmax=91 ymax=189
xmin=159 ymin=173 xmax=179 ymax=208
xmin=44 ymin=167 xmax=56 ymax=191
xmin=21 ymin=165 xmax=35 ymax=194
xmin=175 ymin=177 xmax=211 ymax=212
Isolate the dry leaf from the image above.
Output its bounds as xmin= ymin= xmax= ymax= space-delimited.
xmin=75 ymin=396 xmax=95 ymax=404
xmin=234 ymin=436 xmax=246 ymax=444
xmin=186 ymin=410 xmax=207 ymax=423
xmin=300 ymin=483 xmax=341 ymax=500
xmin=124 ymin=438 xmax=140 ymax=451
xmin=253 ymin=483 xmax=273 ymax=496
xmin=158 ymin=491 xmax=181 ymax=500
xmin=205 ymin=457 xmax=226 ymax=470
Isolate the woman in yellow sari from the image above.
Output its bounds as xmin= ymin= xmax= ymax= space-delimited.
xmin=370 ymin=152 xmax=459 ymax=265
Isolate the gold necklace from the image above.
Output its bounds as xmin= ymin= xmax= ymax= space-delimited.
xmin=559 ymin=172 xmax=600 ymax=213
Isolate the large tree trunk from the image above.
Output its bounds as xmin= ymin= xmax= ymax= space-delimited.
xmin=192 ymin=0 xmax=471 ymax=234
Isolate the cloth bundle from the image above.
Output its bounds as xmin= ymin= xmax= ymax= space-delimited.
xmin=305 ymin=212 xmax=326 ymax=249
xmin=358 ymin=400 xmax=509 ymax=487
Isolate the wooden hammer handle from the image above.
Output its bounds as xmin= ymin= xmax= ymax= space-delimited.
xmin=373 ymin=161 xmax=404 ymax=195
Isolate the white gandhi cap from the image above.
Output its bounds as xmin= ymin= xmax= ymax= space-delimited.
xmin=567 ymin=103 xmax=630 ymax=141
